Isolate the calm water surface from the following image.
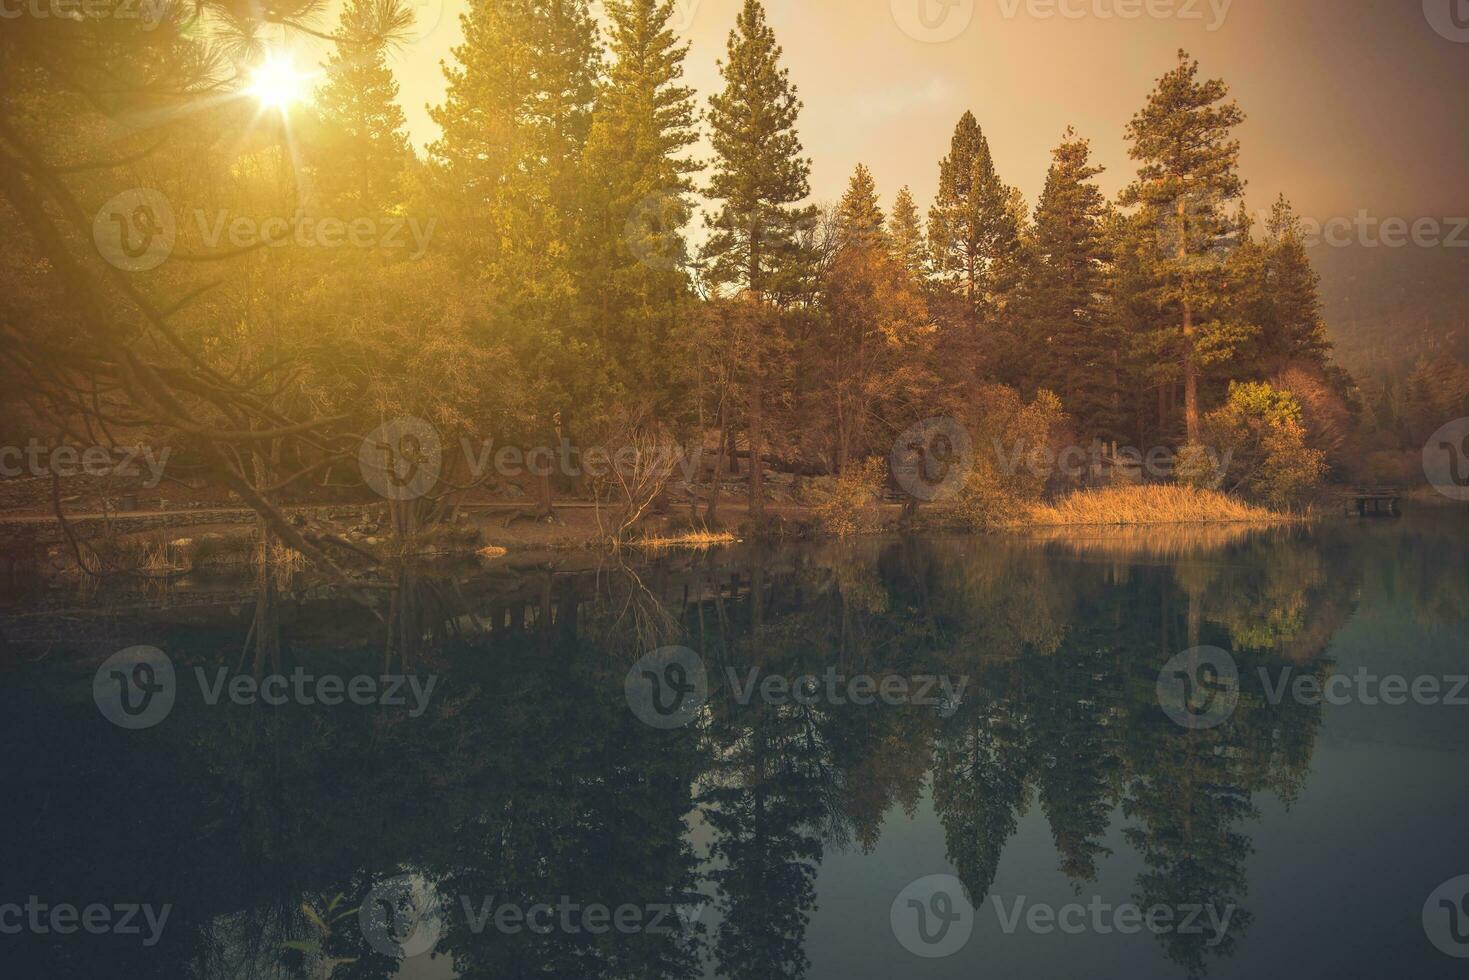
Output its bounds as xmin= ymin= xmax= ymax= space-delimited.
xmin=3 ymin=510 xmax=1468 ymax=979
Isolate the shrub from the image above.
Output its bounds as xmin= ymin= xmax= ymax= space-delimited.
xmin=1173 ymin=444 xmax=1220 ymax=490
xmin=947 ymin=386 xmax=1067 ymax=530
xmin=1204 ymin=382 xmax=1327 ymax=507
xmin=811 ymin=457 xmax=886 ymax=536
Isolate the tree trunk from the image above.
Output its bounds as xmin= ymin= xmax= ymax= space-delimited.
xmin=706 ymin=398 xmax=728 ymax=524
xmin=748 ymin=372 xmax=764 ymax=522
xmin=1183 ymin=299 xmax=1200 ymax=444
xmin=1178 ymin=197 xmax=1201 ymax=444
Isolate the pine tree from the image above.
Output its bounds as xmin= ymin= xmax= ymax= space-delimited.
xmin=836 ymin=163 xmax=886 ymax=251
xmin=889 ymin=186 xmax=929 ymax=282
xmin=927 ymin=111 xmax=1021 ymax=313
xmin=1259 ymin=195 xmax=1331 ymax=370
xmin=311 ymin=0 xmax=412 ymax=215
xmin=428 ymin=0 xmax=603 ymax=517
xmin=429 ymin=0 xmax=601 ymax=282
xmin=820 ymin=166 xmax=930 ymax=471
xmin=1120 ymin=50 xmax=1248 ymax=445
xmin=581 ymin=0 xmax=701 ymax=413
xmin=703 ymin=0 xmax=815 ymax=519
xmin=703 ymin=0 xmax=815 ymax=297
xmin=1026 ymin=127 xmax=1114 ymax=437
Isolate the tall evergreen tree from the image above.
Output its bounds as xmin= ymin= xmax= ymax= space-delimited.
xmin=311 ymin=0 xmax=413 ymax=215
xmin=581 ymin=0 xmax=702 ymax=413
xmin=428 ymin=0 xmax=602 ymax=293
xmin=835 ymin=163 xmax=886 ymax=250
xmin=703 ymin=0 xmax=815 ymax=519
xmin=429 ymin=0 xmax=603 ymax=515
xmin=1026 ymin=127 xmax=1115 ymax=437
xmin=820 ymin=167 xmax=930 ymax=471
xmin=889 ymin=186 xmax=929 ymax=283
xmin=1120 ymin=50 xmax=1248 ymax=445
xmin=1258 ymin=195 xmax=1331 ymax=370
xmin=927 ymin=111 xmax=1021 ymax=314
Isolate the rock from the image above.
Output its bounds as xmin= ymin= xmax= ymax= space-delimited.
xmin=169 ymin=538 xmax=194 ymax=552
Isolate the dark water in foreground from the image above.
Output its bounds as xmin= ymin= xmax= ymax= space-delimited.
xmin=3 ymin=510 xmax=1469 ymax=979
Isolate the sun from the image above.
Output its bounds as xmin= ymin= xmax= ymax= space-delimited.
xmin=247 ymin=55 xmax=308 ymax=111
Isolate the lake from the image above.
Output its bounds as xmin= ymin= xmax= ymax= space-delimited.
xmin=3 ymin=509 xmax=1468 ymax=979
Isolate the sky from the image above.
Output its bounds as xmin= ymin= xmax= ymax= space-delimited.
xmin=319 ymin=0 xmax=1469 ymax=234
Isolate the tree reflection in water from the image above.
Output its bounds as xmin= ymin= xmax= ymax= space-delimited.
xmin=5 ymin=518 xmax=1467 ymax=979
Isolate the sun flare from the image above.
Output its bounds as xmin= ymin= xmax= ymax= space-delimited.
xmin=247 ymin=55 xmax=307 ymax=111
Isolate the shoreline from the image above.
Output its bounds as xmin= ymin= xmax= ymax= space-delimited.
xmin=1 ymin=484 xmax=1454 ymax=580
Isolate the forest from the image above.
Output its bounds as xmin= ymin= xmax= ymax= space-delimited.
xmin=4 ymin=0 xmax=1468 ymax=568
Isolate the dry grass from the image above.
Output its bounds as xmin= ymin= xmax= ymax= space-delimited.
xmin=632 ymin=530 xmax=738 ymax=551
xmin=257 ymin=540 xmax=306 ymax=570
xmin=1024 ymin=485 xmax=1290 ymax=528
xmin=1021 ymin=522 xmax=1267 ymax=559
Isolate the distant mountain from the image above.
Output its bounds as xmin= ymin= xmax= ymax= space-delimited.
xmin=1313 ymin=242 xmax=1469 ymax=378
